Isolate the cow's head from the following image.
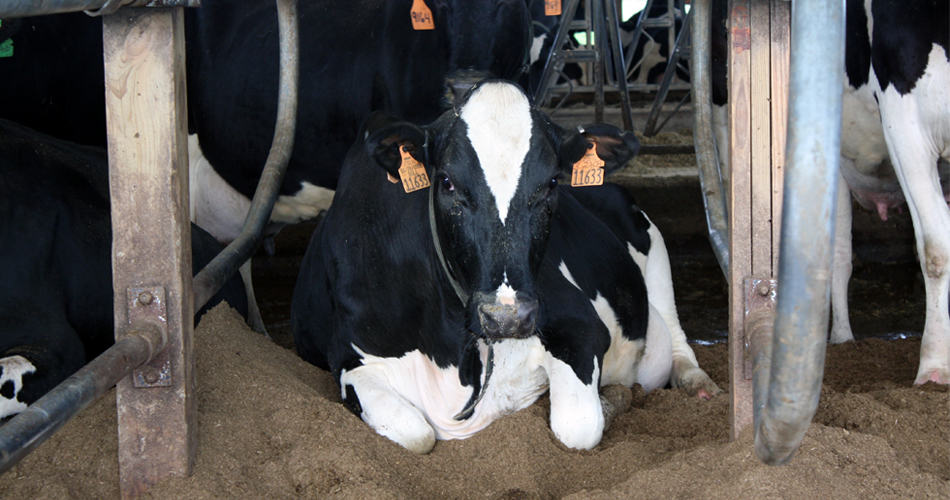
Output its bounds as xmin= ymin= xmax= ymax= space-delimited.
xmin=366 ymin=81 xmax=639 ymax=341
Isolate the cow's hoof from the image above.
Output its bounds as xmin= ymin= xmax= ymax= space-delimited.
xmin=828 ymin=327 xmax=855 ymax=344
xmin=672 ymin=365 xmax=722 ymax=399
xmin=914 ymin=368 xmax=950 ymax=385
xmin=377 ymin=421 xmax=436 ymax=454
xmin=550 ymin=400 xmax=604 ymax=450
xmin=600 ymin=384 xmax=632 ymax=431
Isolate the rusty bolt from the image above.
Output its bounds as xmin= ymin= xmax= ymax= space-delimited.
xmin=142 ymin=367 xmax=160 ymax=385
xmin=138 ymin=291 xmax=154 ymax=306
xmin=756 ymin=282 xmax=771 ymax=297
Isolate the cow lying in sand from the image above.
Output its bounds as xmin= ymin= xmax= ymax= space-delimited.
xmin=292 ymin=81 xmax=718 ymax=453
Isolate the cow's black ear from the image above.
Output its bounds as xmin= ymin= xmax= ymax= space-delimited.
xmin=559 ymin=124 xmax=640 ymax=175
xmin=363 ymin=112 xmax=428 ymax=178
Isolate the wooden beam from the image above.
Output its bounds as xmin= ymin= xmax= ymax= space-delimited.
xmin=750 ymin=0 xmax=772 ymax=277
xmin=769 ymin=0 xmax=790 ymax=271
xmin=728 ymin=0 xmax=789 ymax=442
xmin=103 ymin=7 xmax=195 ymax=497
xmin=727 ymin=0 xmax=753 ymax=441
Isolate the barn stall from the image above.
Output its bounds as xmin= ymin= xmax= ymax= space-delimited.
xmin=0 ymin=0 xmax=946 ymax=497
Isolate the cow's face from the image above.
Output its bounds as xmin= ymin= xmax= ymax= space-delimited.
xmin=367 ymin=81 xmax=638 ymax=340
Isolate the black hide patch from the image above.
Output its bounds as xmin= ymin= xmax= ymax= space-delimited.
xmin=845 ymin=0 xmax=871 ymax=88
xmin=870 ymin=0 xmax=949 ymax=95
xmin=0 ymin=380 xmax=15 ymax=399
xmin=343 ymin=384 xmax=363 ymax=416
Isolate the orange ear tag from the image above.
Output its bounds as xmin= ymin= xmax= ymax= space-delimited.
xmin=398 ymin=145 xmax=430 ymax=193
xmin=545 ymin=0 xmax=562 ymax=16
xmin=571 ymin=142 xmax=605 ymax=187
xmin=411 ymin=0 xmax=435 ymax=30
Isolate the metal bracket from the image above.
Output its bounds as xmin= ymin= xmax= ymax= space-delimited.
xmin=743 ymin=277 xmax=776 ymax=380
xmin=125 ymin=286 xmax=171 ymax=387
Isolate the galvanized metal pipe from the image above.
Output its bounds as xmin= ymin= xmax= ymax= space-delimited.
xmin=192 ymin=0 xmax=298 ymax=312
xmin=690 ymin=0 xmax=729 ymax=277
xmin=643 ymin=7 xmax=691 ymax=136
xmin=0 ymin=324 xmax=164 ymax=473
xmin=0 ymin=0 xmax=198 ymax=18
xmin=535 ymin=0 xmax=582 ymax=107
xmin=754 ymin=0 xmax=845 ymax=465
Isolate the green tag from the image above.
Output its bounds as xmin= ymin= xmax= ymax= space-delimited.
xmin=0 ymin=20 xmax=11 ymax=58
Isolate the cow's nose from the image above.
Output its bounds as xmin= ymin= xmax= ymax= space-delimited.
xmin=477 ymin=298 xmax=539 ymax=339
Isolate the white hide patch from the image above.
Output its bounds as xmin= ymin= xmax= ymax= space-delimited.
xmin=495 ymin=272 xmax=516 ymax=305
xmin=530 ymin=34 xmax=547 ymax=65
xmin=637 ymin=304 xmax=673 ymax=392
xmin=558 ymin=261 xmax=641 ymax=388
xmin=341 ymin=340 xmax=548 ymax=446
xmin=546 ymin=355 xmax=603 ymax=450
xmin=0 ymin=355 xmax=36 ymax=419
xmin=272 ymin=181 xmax=335 ymax=224
xmin=593 ymin=293 xmax=641 ymax=388
xmin=460 ymin=82 xmax=533 ymax=222
xmin=188 ymin=134 xmax=334 ymax=244
xmin=189 ymin=134 xmax=251 ymax=244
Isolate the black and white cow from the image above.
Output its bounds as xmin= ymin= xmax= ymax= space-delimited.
xmin=620 ymin=1 xmax=689 ymax=86
xmin=0 ymin=119 xmax=249 ymax=418
xmin=291 ymin=81 xmax=718 ymax=453
xmin=525 ymin=0 xmax=688 ymax=100
xmin=0 ymin=1 xmax=532 ymax=246
xmin=711 ymin=0 xmax=950 ymax=384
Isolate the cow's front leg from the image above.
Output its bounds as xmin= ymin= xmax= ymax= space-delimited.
xmin=545 ymin=352 xmax=604 ymax=450
xmin=339 ymin=365 xmax=436 ymax=453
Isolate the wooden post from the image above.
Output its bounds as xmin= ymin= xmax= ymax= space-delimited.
xmin=727 ymin=0 xmax=789 ymax=441
xmin=103 ymin=7 xmax=195 ymax=497
xmin=769 ymin=0 xmax=789 ymax=271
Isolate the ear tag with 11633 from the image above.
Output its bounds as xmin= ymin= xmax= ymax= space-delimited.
xmin=398 ymin=145 xmax=430 ymax=193
xmin=571 ymin=142 xmax=605 ymax=187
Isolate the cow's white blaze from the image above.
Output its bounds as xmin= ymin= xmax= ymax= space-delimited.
xmin=460 ymin=82 xmax=532 ymax=223
xmin=0 ymin=355 xmax=36 ymax=419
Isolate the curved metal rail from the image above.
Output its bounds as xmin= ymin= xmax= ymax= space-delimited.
xmin=192 ymin=0 xmax=298 ymax=311
xmin=0 ymin=325 xmax=164 ymax=472
xmin=753 ymin=0 xmax=844 ymax=465
xmin=689 ymin=0 xmax=729 ymax=277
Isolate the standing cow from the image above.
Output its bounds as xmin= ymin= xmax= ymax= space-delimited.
xmin=291 ymin=81 xmax=718 ymax=453
xmin=711 ymin=0 xmax=950 ymax=384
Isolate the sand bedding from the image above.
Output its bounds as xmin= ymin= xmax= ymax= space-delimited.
xmin=0 ymin=304 xmax=945 ymax=498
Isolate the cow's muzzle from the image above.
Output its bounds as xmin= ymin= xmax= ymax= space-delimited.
xmin=474 ymin=292 xmax=539 ymax=340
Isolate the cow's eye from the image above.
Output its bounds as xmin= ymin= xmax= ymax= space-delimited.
xmin=549 ymin=176 xmax=559 ymax=189
xmin=439 ymin=173 xmax=454 ymax=192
